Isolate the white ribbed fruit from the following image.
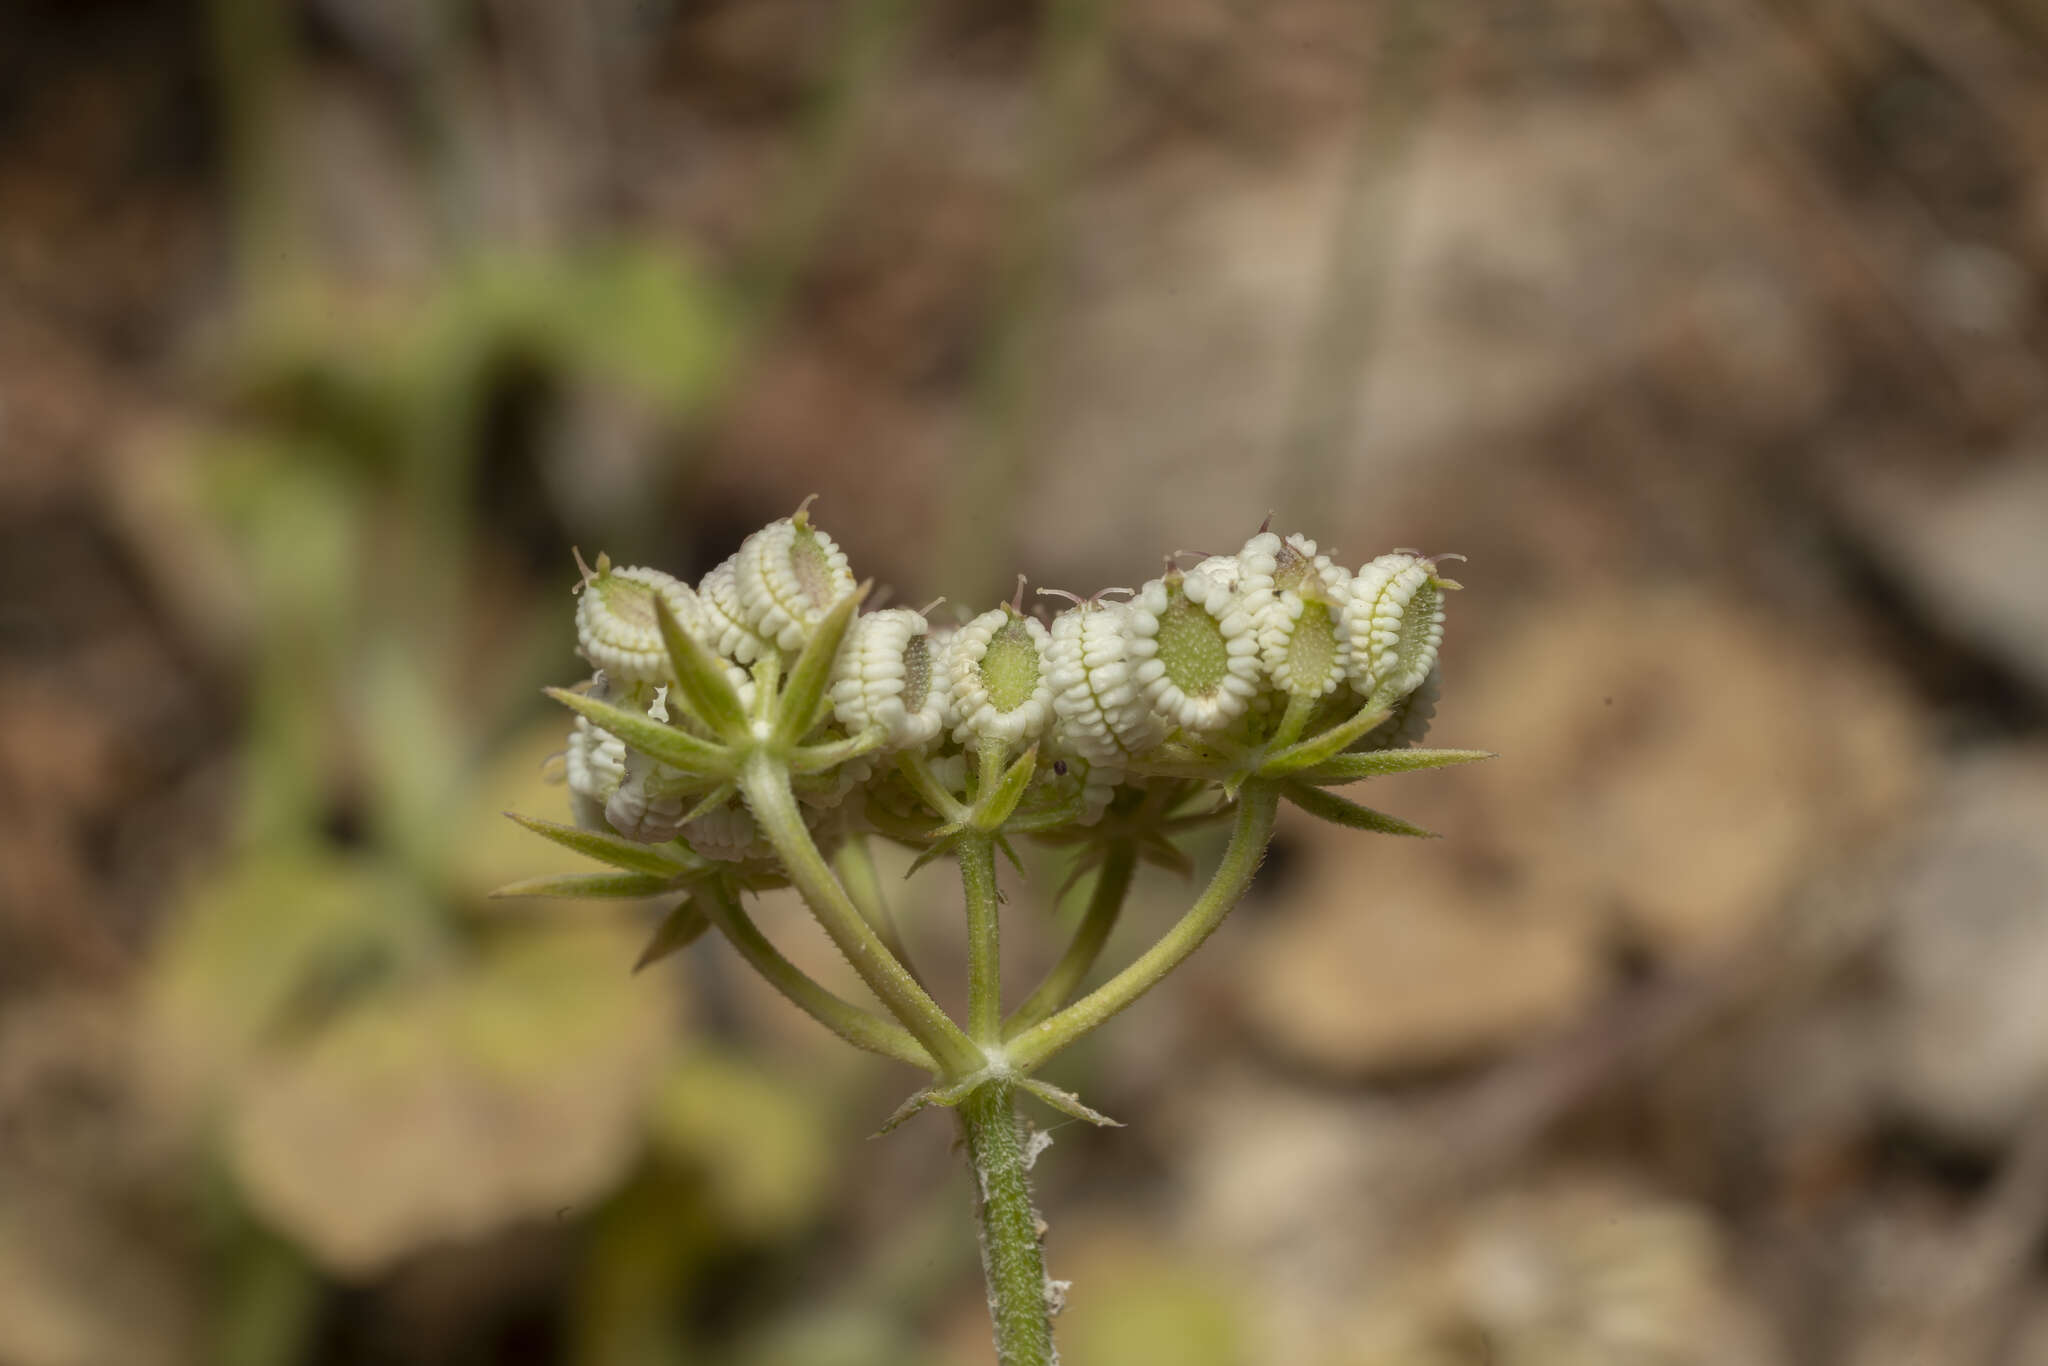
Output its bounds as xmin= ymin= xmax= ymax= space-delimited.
xmin=1127 ymin=567 xmax=1261 ymax=733
xmin=1343 ymin=553 xmax=1447 ymax=703
xmin=945 ymin=608 xmax=1054 ymax=746
xmin=1046 ymin=601 xmax=1164 ymax=764
xmin=733 ymin=510 xmax=856 ymax=654
xmin=831 ymin=608 xmax=945 ymax=750
xmin=574 ymin=558 xmax=705 ymax=685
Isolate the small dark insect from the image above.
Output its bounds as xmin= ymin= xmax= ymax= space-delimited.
xmin=1052 ymin=760 xmax=1068 ymax=776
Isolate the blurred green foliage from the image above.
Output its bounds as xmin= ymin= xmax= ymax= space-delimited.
xmin=128 ymin=172 xmax=917 ymax=1361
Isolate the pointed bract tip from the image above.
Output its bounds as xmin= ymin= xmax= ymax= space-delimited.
xmin=570 ymin=546 xmax=600 ymax=593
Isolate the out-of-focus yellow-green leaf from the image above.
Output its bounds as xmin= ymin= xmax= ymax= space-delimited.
xmin=734 ymin=1307 xmax=934 ymax=1366
xmin=142 ymin=850 xmax=435 ymax=1120
xmin=361 ymin=642 xmax=469 ymax=879
xmin=190 ymin=439 xmax=373 ymax=842
xmin=200 ymin=436 xmax=366 ymax=635
xmin=647 ymin=1053 xmax=833 ymax=1240
xmin=226 ymin=922 xmax=679 ymax=1276
xmin=472 ymin=246 xmax=733 ymax=413
xmin=1057 ymin=1233 xmax=1245 ymax=1366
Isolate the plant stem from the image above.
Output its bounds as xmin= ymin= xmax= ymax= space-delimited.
xmin=960 ymin=831 xmax=1004 ymax=1045
xmin=1271 ymin=691 xmax=1318 ymax=749
xmin=740 ymin=753 xmax=981 ymax=1075
xmin=698 ymin=884 xmax=935 ymax=1069
xmin=960 ymin=1081 xmax=1056 ymax=1366
xmin=1004 ymin=840 xmax=1136 ymax=1037
xmin=897 ymin=752 xmax=969 ymax=822
xmin=835 ymin=833 xmax=924 ymax=987
xmin=1005 ymin=783 xmax=1280 ymax=1073
xmin=975 ymin=738 xmax=1007 ymax=804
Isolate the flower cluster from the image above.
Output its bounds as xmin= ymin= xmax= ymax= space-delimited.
xmin=555 ymin=511 xmax=1459 ymax=864
xmin=507 ymin=501 xmax=1486 ymax=1366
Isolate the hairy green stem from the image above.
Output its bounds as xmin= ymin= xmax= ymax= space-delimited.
xmin=698 ymin=884 xmax=934 ymax=1069
xmin=961 ymin=1082 xmax=1056 ymax=1366
xmin=1271 ymin=690 xmax=1318 ymax=749
xmin=740 ymin=754 xmax=980 ymax=1075
xmin=834 ymin=834 xmax=923 ymax=987
xmin=960 ymin=832 xmax=1004 ymax=1045
xmin=1004 ymin=840 xmax=1136 ymax=1038
xmin=975 ymin=739 xmax=1006 ymax=804
xmin=897 ymin=752 xmax=969 ymax=822
xmin=1006 ymin=783 xmax=1279 ymax=1073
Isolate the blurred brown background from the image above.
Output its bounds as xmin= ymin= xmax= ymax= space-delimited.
xmin=4 ymin=0 xmax=2048 ymax=1362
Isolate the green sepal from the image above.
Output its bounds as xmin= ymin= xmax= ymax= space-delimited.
xmin=1121 ymin=760 xmax=1221 ymax=782
xmin=489 ymin=870 xmax=683 ymax=899
xmin=1005 ymin=780 xmax=1094 ymax=835
xmin=973 ymin=745 xmax=1039 ymax=832
xmin=545 ymin=687 xmax=735 ymax=776
xmin=791 ymin=727 xmax=885 ymax=775
xmin=1052 ymin=848 xmax=1108 ymax=903
xmin=503 ymin=811 xmax=708 ymax=879
xmin=1138 ymin=833 xmax=1196 ymax=879
xmin=633 ymin=896 xmax=711 ymax=971
xmin=994 ymin=834 xmax=1025 ymax=881
xmin=772 ymin=583 xmax=870 ymax=748
xmin=1290 ymin=747 xmax=1495 ymax=786
xmin=859 ymin=798 xmax=946 ymax=847
xmin=676 ymin=781 xmax=738 ymax=826
xmin=1160 ymin=804 xmax=1236 ymax=834
xmin=654 ymin=593 xmax=750 ymax=743
xmin=1018 ymin=1077 xmax=1121 ymax=1128
xmin=902 ymin=835 xmax=961 ymax=881
xmin=1005 ymin=801 xmax=1090 ymax=835
xmin=873 ymin=1075 xmax=982 ymax=1136
xmin=1260 ymin=699 xmax=1393 ymax=776
xmin=1280 ymin=782 xmax=1437 ymax=837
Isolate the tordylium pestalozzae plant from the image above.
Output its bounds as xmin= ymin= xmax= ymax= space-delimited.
xmin=498 ymin=501 xmax=1487 ymax=1364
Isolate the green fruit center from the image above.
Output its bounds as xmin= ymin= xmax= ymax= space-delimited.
xmin=600 ymin=575 xmax=656 ymax=631
xmin=1394 ymin=578 xmax=1442 ymax=677
xmin=980 ymin=617 xmax=1041 ymax=712
xmin=902 ymin=634 xmax=932 ymax=714
xmin=1156 ymin=586 xmax=1228 ymax=697
xmin=1286 ymin=600 xmax=1337 ymax=692
xmin=791 ymin=525 xmax=835 ymax=608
